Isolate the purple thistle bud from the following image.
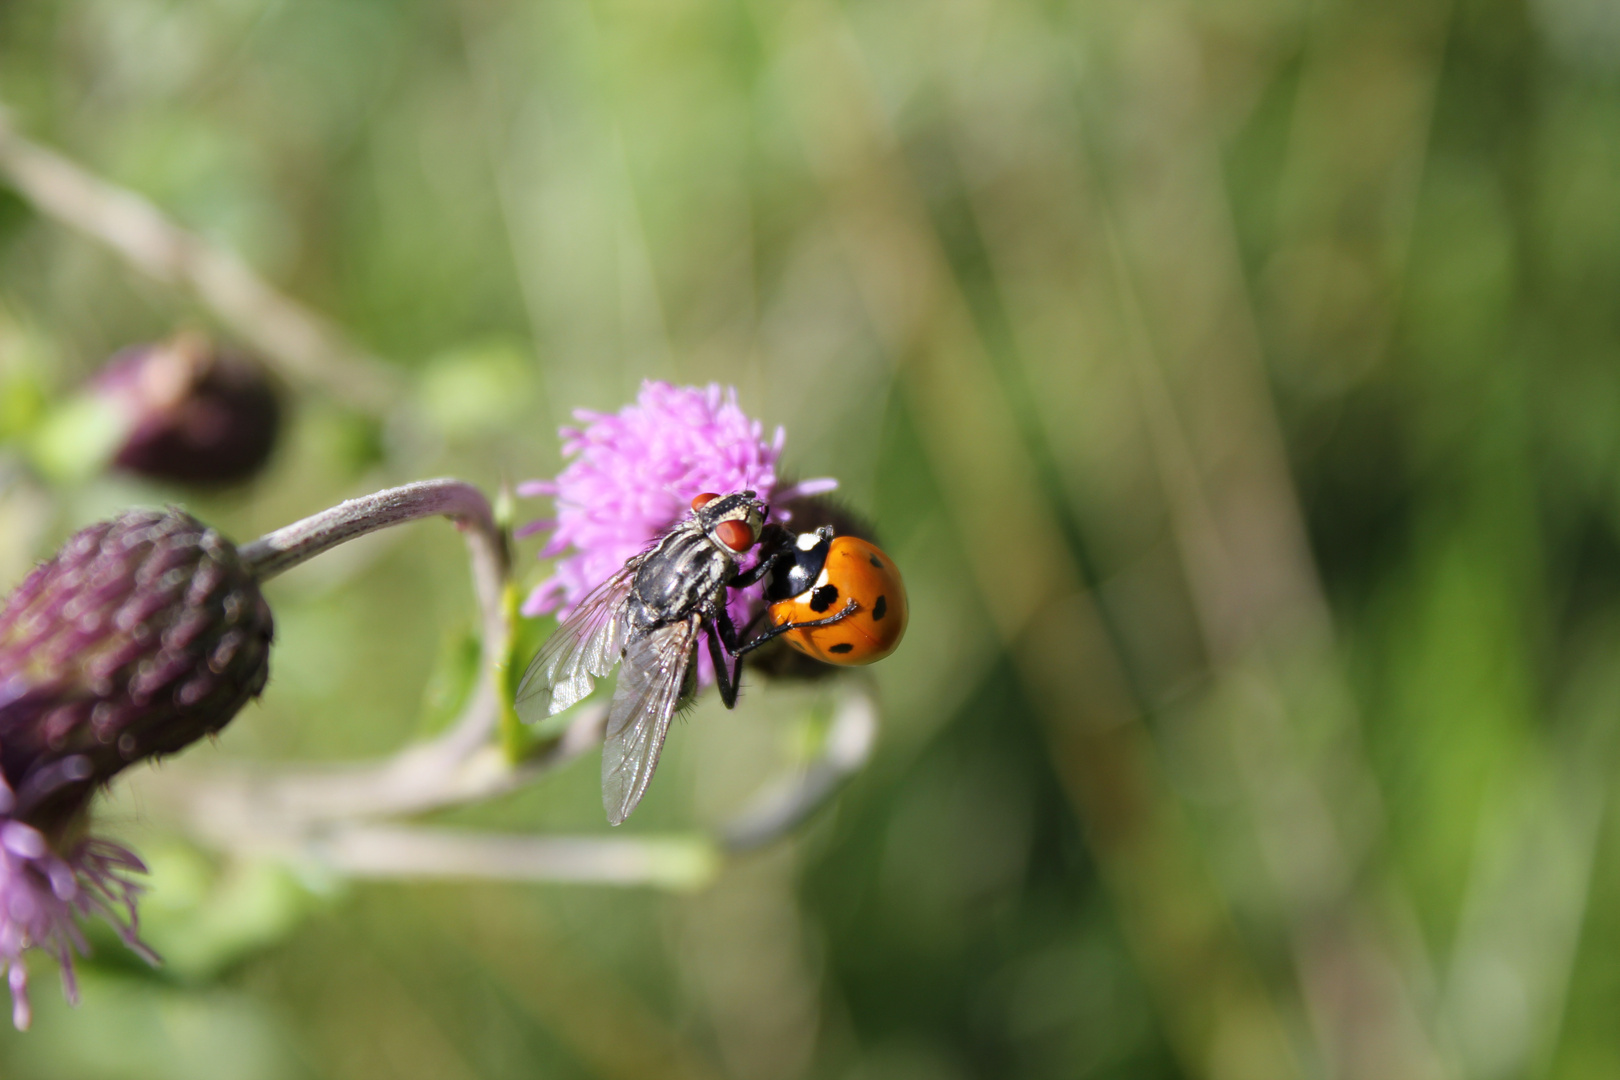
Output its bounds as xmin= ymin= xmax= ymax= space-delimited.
xmin=92 ymin=334 xmax=282 ymax=487
xmin=0 ymin=507 xmax=273 ymax=1026
xmin=518 ymin=381 xmax=834 ymax=684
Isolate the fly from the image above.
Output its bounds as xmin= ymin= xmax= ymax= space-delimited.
xmin=516 ymin=490 xmax=855 ymax=824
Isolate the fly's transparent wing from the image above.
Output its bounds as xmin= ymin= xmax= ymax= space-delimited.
xmin=601 ymin=616 xmax=701 ymax=825
xmin=515 ymin=563 xmax=637 ymax=720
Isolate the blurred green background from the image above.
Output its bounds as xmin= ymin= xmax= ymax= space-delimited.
xmin=2 ymin=0 xmax=1619 ymax=1077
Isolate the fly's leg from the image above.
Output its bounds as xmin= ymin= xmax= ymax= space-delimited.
xmin=709 ymin=590 xmax=860 ymax=710
xmin=708 ymin=613 xmax=745 ymax=709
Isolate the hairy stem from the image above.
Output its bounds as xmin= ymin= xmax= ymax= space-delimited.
xmin=241 ymin=479 xmax=512 ymax=757
xmin=240 ymin=479 xmax=504 ymax=582
xmin=124 ymin=687 xmax=878 ymax=885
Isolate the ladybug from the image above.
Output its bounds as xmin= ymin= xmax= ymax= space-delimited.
xmin=761 ymin=526 xmax=907 ymax=665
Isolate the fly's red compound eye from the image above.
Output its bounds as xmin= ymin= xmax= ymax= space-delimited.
xmin=715 ymin=519 xmax=754 ymax=551
xmin=691 ymin=492 xmax=720 ymax=512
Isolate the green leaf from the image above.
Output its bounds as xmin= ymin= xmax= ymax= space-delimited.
xmin=417 ymin=625 xmax=483 ymax=736
xmin=107 ymin=841 xmax=322 ymax=984
xmin=28 ymin=395 xmax=130 ymax=484
xmin=499 ymin=583 xmax=563 ymax=761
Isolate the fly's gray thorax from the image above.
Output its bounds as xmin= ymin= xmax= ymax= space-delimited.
xmin=630 ymin=527 xmax=735 ymax=624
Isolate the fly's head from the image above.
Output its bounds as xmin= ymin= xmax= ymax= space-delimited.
xmin=689 ymin=491 xmax=767 ymax=555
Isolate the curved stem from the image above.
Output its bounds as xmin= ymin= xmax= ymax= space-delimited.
xmin=167 ymin=703 xmax=607 ymax=833
xmin=241 ymin=479 xmax=512 ymax=758
xmin=719 ymin=686 xmax=877 ymax=851
xmin=127 ymin=687 xmax=878 ymax=885
xmin=240 ymin=479 xmax=504 ymax=583
xmin=312 ymin=824 xmax=719 ymax=890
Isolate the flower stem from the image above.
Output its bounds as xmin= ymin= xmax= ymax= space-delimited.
xmin=240 ymin=479 xmax=512 ymax=756
xmin=239 ymin=479 xmax=504 ymax=581
xmin=313 ymin=824 xmax=721 ymax=890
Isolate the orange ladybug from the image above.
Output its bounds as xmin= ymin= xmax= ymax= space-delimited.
xmin=761 ymin=527 xmax=907 ymax=664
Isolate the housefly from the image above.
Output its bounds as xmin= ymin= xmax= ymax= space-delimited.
xmin=516 ymin=490 xmax=855 ymax=824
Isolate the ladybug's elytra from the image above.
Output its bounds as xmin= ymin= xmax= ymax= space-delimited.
xmin=763 ymin=527 xmax=907 ymax=665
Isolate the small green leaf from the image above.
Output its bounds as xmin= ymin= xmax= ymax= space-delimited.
xmin=499 ymin=583 xmax=562 ymax=761
xmin=102 ymin=840 xmax=320 ymax=983
xmin=0 ymin=368 xmax=47 ymax=442
xmin=29 ymin=394 xmax=130 ymax=484
xmin=418 ymin=626 xmax=483 ymax=736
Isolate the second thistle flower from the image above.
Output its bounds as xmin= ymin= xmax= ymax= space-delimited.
xmin=0 ymin=507 xmax=274 ymax=1027
xmin=91 ymin=334 xmax=282 ymax=487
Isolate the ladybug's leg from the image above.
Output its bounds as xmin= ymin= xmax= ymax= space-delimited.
xmin=728 ymin=522 xmax=797 ymax=589
xmin=732 ymin=599 xmax=858 ymax=659
xmin=729 ymin=550 xmax=783 ymax=589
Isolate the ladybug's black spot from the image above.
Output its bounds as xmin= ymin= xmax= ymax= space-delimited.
xmin=872 ymin=595 xmax=887 ymax=621
xmin=869 ymin=554 xmax=883 ymax=568
xmin=810 ymin=584 xmax=839 ymax=613
xmin=829 ymin=643 xmax=854 ymax=654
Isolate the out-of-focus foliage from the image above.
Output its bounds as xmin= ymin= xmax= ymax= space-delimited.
xmin=1 ymin=0 xmax=1619 ymax=1077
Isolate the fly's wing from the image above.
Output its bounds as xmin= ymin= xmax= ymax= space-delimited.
xmin=515 ymin=563 xmax=637 ymax=720
xmin=601 ymin=615 xmax=701 ymax=825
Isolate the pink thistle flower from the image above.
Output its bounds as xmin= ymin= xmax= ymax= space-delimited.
xmin=0 ymin=801 xmax=153 ymax=1030
xmin=0 ymin=506 xmax=274 ymax=1027
xmin=519 ymin=381 xmax=835 ymax=683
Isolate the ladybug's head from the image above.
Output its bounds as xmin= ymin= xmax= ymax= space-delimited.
xmin=763 ymin=527 xmax=834 ymax=603
xmin=690 ymin=490 xmax=768 ymax=553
